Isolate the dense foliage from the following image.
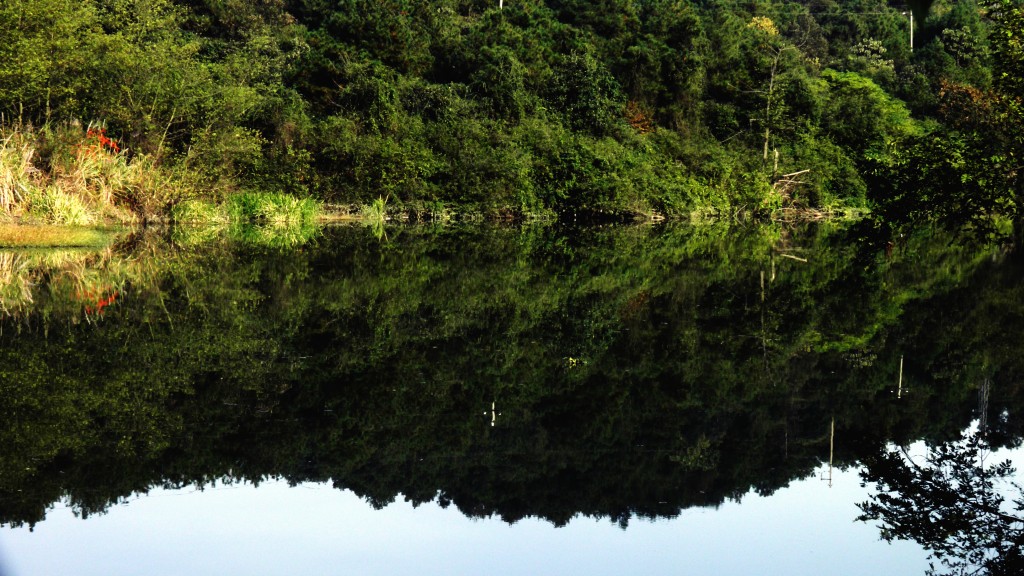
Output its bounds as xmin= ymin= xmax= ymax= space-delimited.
xmin=870 ymin=0 xmax=1024 ymax=241
xmin=0 ymin=0 xmax=1015 ymax=221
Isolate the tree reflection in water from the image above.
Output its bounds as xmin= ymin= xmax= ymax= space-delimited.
xmin=858 ymin=431 xmax=1024 ymax=576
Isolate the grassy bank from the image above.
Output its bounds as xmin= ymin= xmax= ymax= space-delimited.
xmin=0 ymin=225 xmax=119 ymax=248
xmin=0 ymin=121 xmax=864 ymax=246
xmin=0 ymin=123 xmax=332 ymax=246
xmin=0 ymin=123 xmax=194 ymax=226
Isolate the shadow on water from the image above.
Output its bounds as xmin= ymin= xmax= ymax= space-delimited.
xmin=0 ymin=220 xmax=1022 ymax=571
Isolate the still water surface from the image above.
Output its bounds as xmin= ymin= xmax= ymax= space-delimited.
xmin=0 ymin=221 xmax=1019 ymax=574
xmin=1 ymin=468 xmax=926 ymax=575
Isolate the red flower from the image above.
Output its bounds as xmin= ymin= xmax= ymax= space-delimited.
xmin=83 ymin=127 xmax=120 ymax=154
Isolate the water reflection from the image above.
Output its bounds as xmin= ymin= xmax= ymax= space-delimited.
xmin=3 ymin=471 xmax=927 ymax=576
xmin=0 ymin=222 xmax=1020 ymax=573
xmin=858 ymin=429 xmax=1024 ymax=576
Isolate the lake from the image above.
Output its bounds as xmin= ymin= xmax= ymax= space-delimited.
xmin=0 ymin=221 xmax=1020 ymax=575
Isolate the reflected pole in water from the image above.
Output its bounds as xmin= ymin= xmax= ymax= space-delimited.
xmin=484 ymin=401 xmax=501 ymax=426
xmin=979 ymin=377 xmax=991 ymax=435
xmin=829 ymin=417 xmax=834 ymax=488
xmin=821 ymin=417 xmax=835 ymax=488
xmin=898 ymin=355 xmax=904 ymax=399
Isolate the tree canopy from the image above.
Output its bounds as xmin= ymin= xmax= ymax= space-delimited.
xmin=0 ymin=0 xmax=1013 ymax=224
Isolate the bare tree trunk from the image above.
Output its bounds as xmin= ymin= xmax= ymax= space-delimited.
xmin=762 ymin=49 xmax=782 ymax=163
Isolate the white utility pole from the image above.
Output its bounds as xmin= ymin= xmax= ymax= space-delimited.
xmin=903 ymin=11 xmax=914 ymax=52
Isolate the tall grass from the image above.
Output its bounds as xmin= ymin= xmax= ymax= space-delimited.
xmin=225 ymin=192 xmax=321 ymax=223
xmin=0 ymin=131 xmax=38 ymax=215
xmin=0 ymin=122 xmax=197 ymax=225
xmin=173 ymin=192 xmax=320 ymax=225
xmin=361 ymin=195 xmax=390 ymax=240
xmin=171 ymin=199 xmax=228 ymax=224
xmin=28 ymin=187 xmax=96 ymax=225
xmin=361 ymin=195 xmax=389 ymax=223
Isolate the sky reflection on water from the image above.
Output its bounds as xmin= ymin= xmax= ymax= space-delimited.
xmin=0 ymin=465 xmax=926 ymax=576
xmin=2 ymin=222 xmax=1021 ymax=575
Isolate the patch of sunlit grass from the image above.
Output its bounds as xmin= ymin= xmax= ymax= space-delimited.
xmin=0 ymin=224 xmax=119 ymax=248
xmin=226 ymin=192 xmax=321 ymax=223
xmin=28 ymin=186 xmax=97 ymax=225
xmin=172 ymin=193 xmax=322 ymax=247
xmin=171 ymin=199 xmax=228 ymax=224
xmin=361 ymin=195 xmax=389 ymax=223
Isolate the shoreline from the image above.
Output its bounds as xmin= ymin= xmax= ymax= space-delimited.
xmin=0 ymin=206 xmax=867 ymax=249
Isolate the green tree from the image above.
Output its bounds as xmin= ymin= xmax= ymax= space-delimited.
xmin=0 ymin=0 xmax=101 ymax=122
xmin=547 ymin=51 xmax=624 ymax=136
xmin=871 ymin=1 xmax=1022 ymax=240
xmin=469 ymin=45 xmax=531 ymax=122
xmin=822 ymin=69 xmax=917 ymax=163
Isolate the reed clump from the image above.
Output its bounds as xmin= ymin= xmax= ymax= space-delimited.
xmin=173 ymin=192 xmax=320 ymax=226
xmin=171 ymin=192 xmax=322 ymax=248
xmin=225 ymin=192 xmax=321 ymax=223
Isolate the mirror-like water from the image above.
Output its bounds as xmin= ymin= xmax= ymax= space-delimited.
xmin=0 ymin=222 xmax=1020 ymax=574
xmin=1 ymin=469 xmax=928 ymax=576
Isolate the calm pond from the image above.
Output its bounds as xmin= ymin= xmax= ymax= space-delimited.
xmin=0 ymin=221 xmax=1021 ymax=575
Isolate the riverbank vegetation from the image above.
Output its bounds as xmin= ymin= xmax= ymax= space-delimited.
xmin=1 ymin=0 xmax=1019 ymax=227
xmin=172 ymin=193 xmax=322 ymax=247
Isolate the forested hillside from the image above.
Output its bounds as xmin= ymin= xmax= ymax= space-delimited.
xmin=1 ymin=0 xmax=1020 ymax=223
